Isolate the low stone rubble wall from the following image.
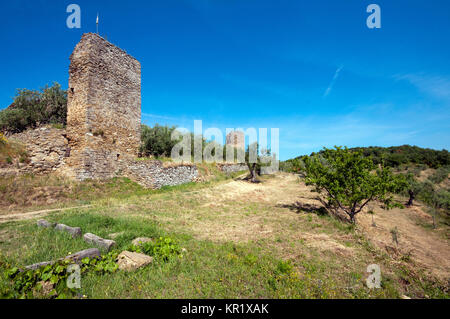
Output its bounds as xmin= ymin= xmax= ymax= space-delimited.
xmin=123 ymin=160 xmax=199 ymax=189
xmin=217 ymin=163 xmax=248 ymax=174
xmin=5 ymin=127 xmax=257 ymax=189
xmin=7 ymin=126 xmax=69 ymax=175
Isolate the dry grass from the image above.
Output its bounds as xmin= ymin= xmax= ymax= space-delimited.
xmin=0 ymin=171 xmax=448 ymax=298
xmin=108 ymin=172 xmax=449 ymax=284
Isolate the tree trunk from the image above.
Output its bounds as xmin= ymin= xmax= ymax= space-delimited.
xmin=247 ymin=163 xmax=258 ymax=183
xmin=250 ymin=165 xmax=258 ymax=183
xmin=406 ymin=190 xmax=414 ymax=207
xmin=349 ymin=212 xmax=356 ymax=224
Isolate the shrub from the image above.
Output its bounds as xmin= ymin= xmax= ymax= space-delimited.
xmin=303 ymin=146 xmax=407 ymax=223
xmin=429 ymin=166 xmax=450 ymax=184
xmin=0 ymin=83 xmax=67 ymax=134
xmin=0 ymin=132 xmax=7 ymax=145
xmin=139 ymin=124 xmax=179 ymax=158
xmin=129 ymin=237 xmax=181 ymax=262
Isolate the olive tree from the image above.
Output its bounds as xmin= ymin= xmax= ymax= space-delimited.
xmin=303 ymin=146 xmax=406 ymax=223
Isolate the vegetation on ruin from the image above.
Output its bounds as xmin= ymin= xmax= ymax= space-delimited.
xmin=0 ymin=135 xmax=28 ymax=168
xmin=0 ymin=83 xmax=67 ymax=134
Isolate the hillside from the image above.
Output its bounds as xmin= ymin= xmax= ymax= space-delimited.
xmin=282 ymin=145 xmax=450 ymax=170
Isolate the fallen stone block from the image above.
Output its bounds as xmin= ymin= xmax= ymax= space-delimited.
xmin=131 ymin=237 xmax=153 ymax=246
xmin=24 ymin=248 xmax=101 ymax=271
xmin=25 ymin=260 xmax=54 ymax=271
xmin=116 ymin=251 xmax=153 ymax=271
xmin=37 ymin=219 xmax=56 ymax=228
xmin=83 ymin=233 xmax=116 ymax=251
xmin=65 ymin=248 xmax=101 ymax=263
xmin=55 ymin=223 xmax=82 ymax=238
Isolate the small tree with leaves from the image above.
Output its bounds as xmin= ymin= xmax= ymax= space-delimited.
xmin=303 ymin=146 xmax=407 ymax=223
xmin=404 ymin=173 xmax=425 ymax=207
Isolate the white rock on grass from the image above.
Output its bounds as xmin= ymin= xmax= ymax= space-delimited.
xmin=116 ymin=251 xmax=153 ymax=271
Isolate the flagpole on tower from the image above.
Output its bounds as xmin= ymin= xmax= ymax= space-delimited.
xmin=96 ymin=13 xmax=99 ymax=34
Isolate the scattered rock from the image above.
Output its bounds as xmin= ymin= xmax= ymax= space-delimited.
xmin=131 ymin=237 xmax=153 ymax=246
xmin=83 ymin=233 xmax=116 ymax=251
xmin=65 ymin=248 xmax=101 ymax=263
xmin=116 ymin=251 xmax=153 ymax=271
xmin=55 ymin=223 xmax=82 ymax=238
xmin=401 ymin=295 xmax=411 ymax=299
xmin=37 ymin=219 xmax=56 ymax=228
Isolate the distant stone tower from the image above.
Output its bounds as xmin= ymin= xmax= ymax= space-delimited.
xmin=226 ymin=131 xmax=245 ymax=150
xmin=65 ymin=33 xmax=141 ymax=180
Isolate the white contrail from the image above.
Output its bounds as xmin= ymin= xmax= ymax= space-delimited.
xmin=323 ymin=65 xmax=343 ymax=98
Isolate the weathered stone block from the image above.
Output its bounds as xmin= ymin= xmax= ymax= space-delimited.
xmin=25 ymin=261 xmax=54 ymax=271
xmin=65 ymin=248 xmax=101 ymax=263
xmin=116 ymin=251 xmax=153 ymax=271
xmin=83 ymin=233 xmax=116 ymax=251
xmin=55 ymin=223 xmax=82 ymax=238
xmin=37 ymin=219 xmax=56 ymax=228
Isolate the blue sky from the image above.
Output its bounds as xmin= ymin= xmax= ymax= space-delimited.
xmin=0 ymin=0 xmax=449 ymax=160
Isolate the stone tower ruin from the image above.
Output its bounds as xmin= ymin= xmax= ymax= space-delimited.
xmin=226 ymin=131 xmax=245 ymax=150
xmin=65 ymin=33 xmax=141 ymax=180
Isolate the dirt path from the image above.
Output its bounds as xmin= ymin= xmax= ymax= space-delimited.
xmin=0 ymin=205 xmax=92 ymax=223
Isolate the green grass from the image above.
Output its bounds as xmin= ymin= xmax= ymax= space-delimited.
xmin=0 ymin=172 xmax=448 ymax=299
xmin=0 ymin=212 xmax=394 ymax=299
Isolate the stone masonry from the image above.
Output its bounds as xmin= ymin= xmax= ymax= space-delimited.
xmin=1 ymin=34 xmax=240 ymax=189
xmin=226 ymin=131 xmax=245 ymax=150
xmin=7 ymin=126 xmax=69 ymax=175
xmin=65 ymin=33 xmax=141 ymax=180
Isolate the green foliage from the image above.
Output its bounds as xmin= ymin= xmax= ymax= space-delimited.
xmin=282 ymin=145 xmax=449 ymax=173
xmin=139 ymin=124 xmax=179 ymax=157
xmin=303 ymin=146 xmax=407 ymax=223
xmin=129 ymin=237 xmax=181 ymax=262
xmin=1 ymin=251 xmax=119 ymax=299
xmin=351 ymin=145 xmax=449 ymax=169
xmin=0 ymin=83 xmax=67 ymax=134
xmin=139 ymin=124 xmax=234 ymax=161
xmin=402 ymin=172 xmax=450 ymax=214
xmin=429 ymin=166 xmax=450 ymax=184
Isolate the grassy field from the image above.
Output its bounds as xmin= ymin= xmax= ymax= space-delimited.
xmin=0 ymin=172 xmax=448 ymax=299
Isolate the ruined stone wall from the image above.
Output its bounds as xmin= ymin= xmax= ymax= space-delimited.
xmin=5 ymin=126 xmax=69 ymax=175
xmin=217 ymin=163 xmax=248 ymax=174
xmin=65 ymin=33 xmax=141 ymax=180
xmin=122 ymin=161 xmax=198 ymax=189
